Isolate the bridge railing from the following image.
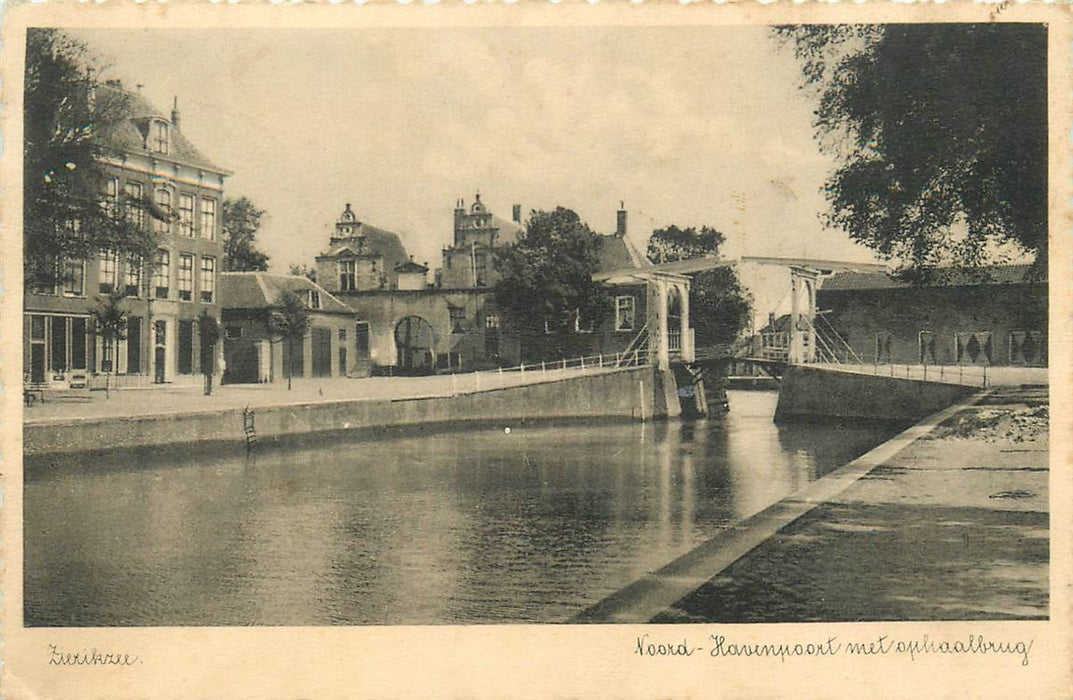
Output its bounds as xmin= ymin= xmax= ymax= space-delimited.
xmin=816 ymin=361 xmax=991 ymax=388
xmin=457 ymin=347 xmax=652 ymax=385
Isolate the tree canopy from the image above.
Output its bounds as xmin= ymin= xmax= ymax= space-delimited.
xmin=222 ymin=197 xmax=270 ymax=272
xmin=776 ymin=24 xmax=1047 ymax=273
xmin=268 ymin=289 xmax=311 ymax=390
xmin=646 ymin=226 xmax=752 ymax=346
xmin=494 ymin=207 xmax=609 ymax=359
xmin=24 ymin=29 xmax=155 ymax=290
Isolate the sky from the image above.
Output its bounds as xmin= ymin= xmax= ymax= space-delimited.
xmin=71 ymin=26 xmax=883 ymax=322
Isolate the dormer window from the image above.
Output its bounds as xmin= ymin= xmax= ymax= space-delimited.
xmin=152 ymin=120 xmax=169 ymax=155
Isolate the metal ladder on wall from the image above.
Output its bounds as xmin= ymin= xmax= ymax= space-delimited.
xmin=242 ymin=405 xmax=257 ymax=450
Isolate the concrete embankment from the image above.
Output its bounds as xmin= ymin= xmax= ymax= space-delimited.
xmin=24 ymin=366 xmax=678 ymax=457
xmin=575 ymin=386 xmax=1049 ymax=623
xmin=775 ymin=364 xmax=976 ymax=421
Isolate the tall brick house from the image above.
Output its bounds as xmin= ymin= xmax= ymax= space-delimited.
xmin=24 ymin=83 xmax=230 ymax=387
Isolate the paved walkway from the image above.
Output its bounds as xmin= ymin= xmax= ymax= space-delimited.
xmin=577 ymin=386 xmax=1049 ymax=622
xmin=23 ymin=366 xmax=622 ymax=424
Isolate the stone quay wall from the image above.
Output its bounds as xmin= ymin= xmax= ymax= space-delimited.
xmin=24 ymin=366 xmax=679 ymax=457
xmin=775 ymin=365 xmax=976 ymax=422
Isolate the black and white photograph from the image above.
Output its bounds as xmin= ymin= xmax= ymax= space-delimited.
xmin=2 ymin=3 xmax=1069 ymax=698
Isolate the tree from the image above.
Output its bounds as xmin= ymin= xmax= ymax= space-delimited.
xmin=222 ymin=197 xmax=270 ymax=271
xmin=646 ymin=226 xmax=752 ymax=347
xmin=90 ymin=291 xmax=128 ymax=397
xmin=288 ymin=263 xmax=317 ymax=283
xmin=197 ymin=311 xmax=220 ymax=395
xmin=268 ymin=290 xmax=310 ymax=390
xmin=776 ymin=24 xmax=1047 ymax=274
xmin=494 ymin=207 xmax=609 ymax=360
xmin=24 ymin=29 xmax=156 ymax=291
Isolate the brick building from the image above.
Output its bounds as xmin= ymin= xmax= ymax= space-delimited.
xmin=219 ymin=272 xmax=360 ymax=383
xmin=817 ymin=265 xmax=1048 ymax=367
xmin=24 ymin=84 xmax=230 ymax=387
xmin=328 ymin=196 xmax=690 ymax=374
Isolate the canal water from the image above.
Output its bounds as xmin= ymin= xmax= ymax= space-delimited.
xmin=24 ymin=391 xmax=905 ymax=626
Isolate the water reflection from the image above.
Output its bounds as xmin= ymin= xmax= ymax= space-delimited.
xmin=24 ymin=391 xmax=904 ymax=626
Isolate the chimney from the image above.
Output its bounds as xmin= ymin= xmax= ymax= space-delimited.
xmin=616 ymin=201 xmax=627 ymax=237
xmin=512 ymin=204 xmax=521 ymax=223
xmin=171 ymin=96 xmax=180 ymax=129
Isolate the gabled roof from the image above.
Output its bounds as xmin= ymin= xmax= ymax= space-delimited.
xmin=219 ymin=272 xmax=352 ymax=314
xmin=491 ymin=215 xmax=525 ymax=246
xmin=820 ymin=264 xmax=1044 ymax=291
xmin=95 ymin=85 xmax=226 ymax=173
xmin=595 ymin=233 xmax=651 ymax=274
xmin=395 ymin=259 xmax=429 ymax=274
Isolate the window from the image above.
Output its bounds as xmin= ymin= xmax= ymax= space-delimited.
xmin=574 ymin=309 xmax=594 ymax=334
xmin=449 ymin=306 xmax=466 ymax=333
xmin=71 ymin=317 xmax=87 ymax=370
xmin=152 ymin=120 xmax=169 ymax=154
xmin=225 ymin=326 xmax=243 ymax=340
xmin=200 ymin=257 xmax=216 ymax=303
xmin=125 ymin=253 xmax=142 ymax=296
xmin=200 ymin=198 xmax=217 ymax=240
xmin=50 ymin=317 xmax=67 ymax=372
xmin=125 ymin=182 xmax=145 ymax=229
xmin=338 ymin=327 xmax=347 ymax=341
xmin=98 ymin=250 xmax=117 ymax=294
xmin=615 ymin=296 xmax=635 ymax=331
xmin=178 ymin=194 xmax=195 ymax=237
xmin=153 ymin=189 xmax=171 ymax=234
xmin=103 ymin=178 xmax=119 ymax=217
xmin=339 ymin=260 xmax=356 ymax=291
xmin=474 ymin=252 xmax=488 ymax=286
xmin=178 ymin=254 xmax=194 ymax=301
xmin=305 ymin=289 xmax=321 ymax=310
xmin=154 ymin=249 xmax=170 ymax=298
xmin=63 ymin=259 xmax=85 ymax=297
xmin=484 ymin=314 xmax=500 ymax=329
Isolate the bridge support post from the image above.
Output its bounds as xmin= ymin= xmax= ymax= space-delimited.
xmin=788 ymin=267 xmax=820 ymax=364
xmin=656 ymin=281 xmax=670 ymax=370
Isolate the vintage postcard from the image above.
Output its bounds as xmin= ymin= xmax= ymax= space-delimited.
xmin=1 ymin=1 xmax=1070 ymax=698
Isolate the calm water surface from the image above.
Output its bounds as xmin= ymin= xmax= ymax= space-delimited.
xmin=25 ymin=391 xmax=904 ymax=626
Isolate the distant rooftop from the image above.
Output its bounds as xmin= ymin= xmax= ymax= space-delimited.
xmin=220 ymin=272 xmax=352 ymax=314
xmin=821 ymin=264 xmax=1044 ymax=291
xmin=96 ymin=83 xmax=227 ymax=173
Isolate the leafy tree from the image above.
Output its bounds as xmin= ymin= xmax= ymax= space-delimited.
xmin=268 ymin=290 xmax=310 ymax=390
xmin=646 ymin=226 xmax=752 ymax=346
xmin=90 ymin=291 xmax=128 ymax=397
xmin=222 ymin=197 xmax=270 ymax=272
xmin=288 ymin=263 xmax=317 ymax=283
xmin=776 ymin=24 xmax=1047 ymax=273
xmin=494 ymin=207 xmax=609 ymax=360
xmin=24 ymin=29 xmax=156 ymax=291
xmin=197 ymin=311 xmax=220 ymax=395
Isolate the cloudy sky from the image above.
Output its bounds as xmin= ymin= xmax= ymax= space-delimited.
xmin=71 ymin=25 xmax=881 ymax=319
